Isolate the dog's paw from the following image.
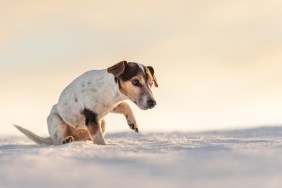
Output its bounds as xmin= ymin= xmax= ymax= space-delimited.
xmin=92 ymin=132 xmax=106 ymax=145
xmin=128 ymin=122 xmax=139 ymax=133
xmin=62 ymin=136 xmax=75 ymax=144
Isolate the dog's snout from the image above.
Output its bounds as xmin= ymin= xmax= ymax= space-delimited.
xmin=147 ymin=99 xmax=157 ymax=108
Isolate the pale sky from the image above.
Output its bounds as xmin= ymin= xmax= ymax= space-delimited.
xmin=1 ymin=0 xmax=282 ymax=135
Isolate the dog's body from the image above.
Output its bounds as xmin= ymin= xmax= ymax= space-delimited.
xmin=15 ymin=61 xmax=158 ymax=145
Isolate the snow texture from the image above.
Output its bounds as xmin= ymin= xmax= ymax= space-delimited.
xmin=1 ymin=127 xmax=282 ymax=188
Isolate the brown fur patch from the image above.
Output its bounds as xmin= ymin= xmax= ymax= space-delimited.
xmin=64 ymin=126 xmax=91 ymax=141
xmin=147 ymin=66 xmax=158 ymax=87
xmin=107 ymin=61 xmax=127 ymax=77
xmin=119 ymin=72 xmax=145 ymax=97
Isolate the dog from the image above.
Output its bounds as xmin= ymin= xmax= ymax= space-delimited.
xmin=14 ymin=61 xmax=158 ymax=145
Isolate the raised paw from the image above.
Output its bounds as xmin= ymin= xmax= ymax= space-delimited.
xmin=62 ymin=136 xmax=75 ymax=144
xmin=129 ymin=123 xmax=139 ymax=133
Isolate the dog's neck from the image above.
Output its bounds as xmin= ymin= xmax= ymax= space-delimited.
xmin=105 ymin=71 xmax=128 ymax=103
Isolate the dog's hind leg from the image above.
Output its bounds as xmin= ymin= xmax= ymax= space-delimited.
xmin=47 ymin=105 xmax=76 ymax=145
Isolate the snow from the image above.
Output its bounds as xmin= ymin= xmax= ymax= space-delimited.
xmin=1 ymin=127 xmax=282 ymax=188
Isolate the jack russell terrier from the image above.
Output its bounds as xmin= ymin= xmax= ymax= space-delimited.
xmin=15 ymin=61 xmax=158 ymax=145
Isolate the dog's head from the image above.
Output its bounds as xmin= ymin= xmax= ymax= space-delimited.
xmin=107 ymin=61 xmax=158 ymax=110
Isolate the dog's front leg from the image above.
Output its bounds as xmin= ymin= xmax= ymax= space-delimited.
xmin=111 ymin=102 xmax=139 ymax=133
xmin=86 ymin=121 xmax=106 ymax=145
xmin=83 ymin=109 xmax=106 ymax=145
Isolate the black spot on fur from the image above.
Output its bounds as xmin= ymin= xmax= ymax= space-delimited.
xmin=82 ymin=108 xmax=98 ymax=126
xmin=62 ymin=136 xmax=75 ymax=144
xmin=119 ymin=62 xmax=143 ymax=81
xmin=88 ymin=81 xmax=91 ymax=85
xmin=74 ymin=98 xmax=78 ymax=102
xmin=114 ymin=77 xmax=119 ymax=83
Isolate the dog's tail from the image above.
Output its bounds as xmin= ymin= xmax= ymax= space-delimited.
xmin=13 ymin=124 xmax=53 ymax=145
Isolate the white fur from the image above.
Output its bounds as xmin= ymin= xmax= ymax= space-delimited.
xmin=137 ymin=63 xmax=145 ymax=74
xmin=48 ymin=69 xmax=128 ymax=145
xmin=56 ymin=70 xmax=126 ymax=126
xmin=91 ymin=131 xmax=106 ymax=145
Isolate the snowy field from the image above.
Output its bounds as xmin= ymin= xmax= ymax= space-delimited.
xmin=1 ymin=127 xmax=282 ymax=188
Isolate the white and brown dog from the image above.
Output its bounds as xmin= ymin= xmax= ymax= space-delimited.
xmin=15 ymin=61 xmax=158 ymax=145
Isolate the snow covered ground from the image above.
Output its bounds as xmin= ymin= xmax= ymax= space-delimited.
xmin=1 ymin=127 xmax=282 ymax=188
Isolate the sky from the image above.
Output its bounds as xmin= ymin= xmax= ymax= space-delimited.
xmin=1 ymin=0 xmax=282 ymax=135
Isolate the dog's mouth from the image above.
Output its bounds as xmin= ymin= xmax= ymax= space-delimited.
xmin=133 ymin=100 xmax=155 ymax=110
xmin=132 ymin=100 xmax=145 ymax=110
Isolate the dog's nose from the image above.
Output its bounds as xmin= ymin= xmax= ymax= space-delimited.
xmin=147 ymin=99 xmax=157 ymax=108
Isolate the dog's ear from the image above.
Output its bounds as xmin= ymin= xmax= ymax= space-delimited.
xmin=107 ymin=61 xmax=127 ymax=77
xmin=147 ymin=66 xmax=158 ymax=87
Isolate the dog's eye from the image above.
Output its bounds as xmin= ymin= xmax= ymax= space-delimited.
xmin=132 ymin=79 xmax=142 ymax=87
